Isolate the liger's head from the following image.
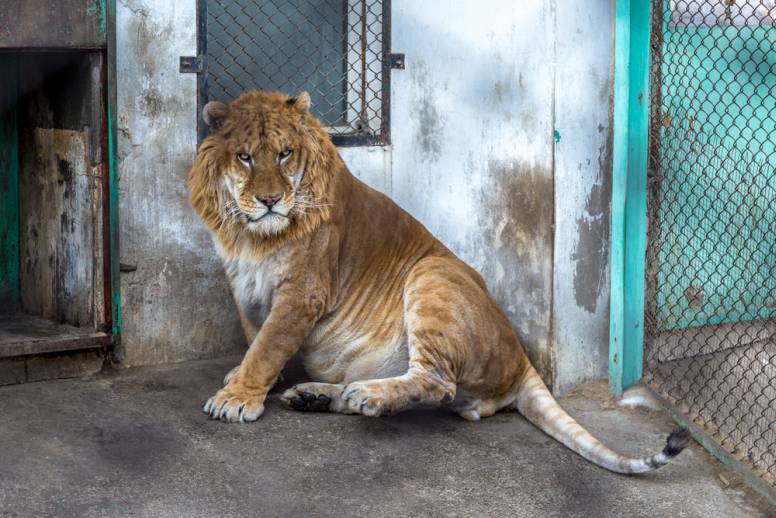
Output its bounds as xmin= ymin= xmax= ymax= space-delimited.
xmin=190 ymin=91 xmax=334 ymax=241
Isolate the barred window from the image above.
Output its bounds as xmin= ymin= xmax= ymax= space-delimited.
xmin=200 ymin=0 xmax=390 ymax=146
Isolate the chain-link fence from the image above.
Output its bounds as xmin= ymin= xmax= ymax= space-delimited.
xmin=645 ymin=0 xmax=776 ymax=488
xmin=203 ymin=0 xmax=389 ymax=145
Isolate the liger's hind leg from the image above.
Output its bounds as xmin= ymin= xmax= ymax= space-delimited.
xmin=341 ymin=367 xmax=456 ymax=416
xmin=339 ymin=259 xmax=468 ymax=417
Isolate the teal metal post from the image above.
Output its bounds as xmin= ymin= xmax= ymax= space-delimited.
xmin=610 ymin=0 xmax=651 ymax=395
xmin=106 ymin=0 xmax=121 ymax=338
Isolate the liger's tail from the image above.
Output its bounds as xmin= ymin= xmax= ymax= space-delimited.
xmin=515 ymin=365 xmax=690 ymax=474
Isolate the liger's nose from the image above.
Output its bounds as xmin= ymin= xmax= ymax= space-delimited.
xmin=255 ymin=193 xmax=282 ymax=208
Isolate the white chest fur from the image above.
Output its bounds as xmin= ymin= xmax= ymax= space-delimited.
xmin=226 ymin=257 xmax=274 ymax=306
xmin=219 ymin=245 xmax=287 ymax=325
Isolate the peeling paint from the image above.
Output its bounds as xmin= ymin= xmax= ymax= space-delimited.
xmin=571 ymin=132 xmax=612 ymax=314
xmin=551 ymin=0 xmax=614 ymax=393
xmin=409 ymin=61 xmax=445 ymax=163
xmin=139 ymin=87 xmax=164 ymax=119
xmin=416 ymin=96 xmax=443 ymax=161
xmin=480 ymin=159 xmax=554 ymax=383
xmin=390 ymin=1 xmax=557 ymax=384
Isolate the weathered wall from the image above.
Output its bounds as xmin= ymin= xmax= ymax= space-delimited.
xmin=390 ymin=0 xmax=557 ymax=380
xmin=17 ymin=52 xmax=107 ymax=330
xmin=116 ymin=0 xmax=614 ymax=391
xmin=389 ymin=0 xmax=614 ymax=390
xmin=552 ymin=2 xmax=614 ymax=393
xmin=116 ymin=0 xmax=244 ymax=365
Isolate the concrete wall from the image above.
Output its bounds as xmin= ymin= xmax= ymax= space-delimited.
xmin=552 ymin=2 xmax=614 ymax=392
xmin=387 ymin=0 xmax=615 ymax=391
xmin=116 ymin=0 xmax=244 ymax=365
xmin=116 ymin=0 xmax=614 ymax=392
xmin=390 ymin=0 xmax=557 ymax=379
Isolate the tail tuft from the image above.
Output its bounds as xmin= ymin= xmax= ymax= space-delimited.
xmin=663 ymin=427 xmax=691 ymax=458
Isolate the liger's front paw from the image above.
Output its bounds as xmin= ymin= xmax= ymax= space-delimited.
xmin=222 ymin=365 xmax=240 ymax=386
xmin=203 ymin=386 xmax=264 ymax=423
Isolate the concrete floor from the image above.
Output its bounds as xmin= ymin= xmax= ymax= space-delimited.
xmin=648 ymin=338 xmax=776 ymax=480
xmin=0 ymin=356 xmax=772 ymax=518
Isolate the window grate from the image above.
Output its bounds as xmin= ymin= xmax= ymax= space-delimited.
xmin=199 ymin=0 xmax=390 ymax=146
xmin=644 ymin=0 xmax=776 ymax=489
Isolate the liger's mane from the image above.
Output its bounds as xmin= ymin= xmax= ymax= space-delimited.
xmin=188 ymin=92 xmax=340 ymax=259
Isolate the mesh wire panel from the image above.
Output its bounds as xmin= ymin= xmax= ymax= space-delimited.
xmin=645 ymin=0 xmax=776 ymax=487
xmin=205 ymin=0 xmax=387 ymax=141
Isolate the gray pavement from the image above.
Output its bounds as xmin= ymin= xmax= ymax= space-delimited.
xmin=0 ymin=356 xmax=772 ymax=517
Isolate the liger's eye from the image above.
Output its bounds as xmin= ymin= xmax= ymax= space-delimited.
xmin=237 ymin=153 xmax=251 ymax=163
xmin=278 ymin=149 xmax=293 ymax=162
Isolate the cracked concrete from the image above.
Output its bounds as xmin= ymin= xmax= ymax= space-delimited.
xmin=0 ymin=356 xmax=772 ymax=517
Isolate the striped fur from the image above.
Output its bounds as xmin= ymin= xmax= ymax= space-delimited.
xmin=516 ymin=365 xmax=689 ymax=473
xmin=190 ymin=90 xmax=689 ymax=474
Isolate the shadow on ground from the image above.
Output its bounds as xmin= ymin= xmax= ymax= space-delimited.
xmin=0 ymin=356 xmax=771 ymax=517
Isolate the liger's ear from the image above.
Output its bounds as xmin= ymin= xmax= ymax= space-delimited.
xmin=202 ymin=101 xmax=229 ymax=129
xmin=286 ymin=91 xmax=311 ymax=113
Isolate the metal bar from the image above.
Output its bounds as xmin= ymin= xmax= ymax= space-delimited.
xmin=99 ymin=48 xmax=113 ymax=332
xmin=622 ymin=0 xmax=651 ymax=391
xmin=359 ymin=0 xmax=368 ymax=128
xmin=331 ymin=133 xmax=384 ymax=148
xmin=610 ymin=0 xmax=650 ymax=394
xmin=610 ymin=0 xmax=631 ymax=395
xmin=105 ymin=0 xmax=121 ymax=340
xmin=196 ymin=0 xmax=208 ymax=143
xmin=379 ymin=0 xmax=391 ymax=145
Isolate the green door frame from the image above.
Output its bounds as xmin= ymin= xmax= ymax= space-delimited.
xmin=107 ymin=0 xmax=121 ymax=339
xmin=609 ymin=0 xmax=651 ymax=395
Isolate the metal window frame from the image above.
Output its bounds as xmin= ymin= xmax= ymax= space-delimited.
xmin=195 ymin=0 xmax=392 ymax=147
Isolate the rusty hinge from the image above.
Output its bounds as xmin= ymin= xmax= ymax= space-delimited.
xmin=179 ymin=55 xmax=205 ymax=74
xmin=389 ymin=53 xmax=405 ymax=70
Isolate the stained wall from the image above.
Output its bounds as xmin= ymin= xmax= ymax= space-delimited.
xmin=116 ymin=0 xmax=615 ymax=392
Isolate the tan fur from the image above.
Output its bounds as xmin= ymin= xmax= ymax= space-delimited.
xmin=189 ymin=91 xmax=686 ymax=473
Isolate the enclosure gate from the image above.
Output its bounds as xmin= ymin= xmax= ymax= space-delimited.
xmin=643 ymin=0 xmax=776 ymax=488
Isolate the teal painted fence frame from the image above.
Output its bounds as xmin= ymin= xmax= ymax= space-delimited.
xmin=609 ymin=0 xmax=651 ymax=395
xmin=107 ymin=0 xmax=121 ymax=339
